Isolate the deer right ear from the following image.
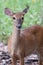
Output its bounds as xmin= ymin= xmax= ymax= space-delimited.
xmin=5 ymin=8 xmax=13 ymax=16
xmin=23 ymin=5 xmax=29 ymax=14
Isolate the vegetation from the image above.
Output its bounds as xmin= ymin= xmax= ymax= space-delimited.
xmin=0 ymin=0 xmax=43 ymax=44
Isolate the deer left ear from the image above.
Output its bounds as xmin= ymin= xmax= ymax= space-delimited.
xmin=5 ymin=8 xmax=13 ymax=16
xmin=23 ymin=5 xmax=29 ymax=14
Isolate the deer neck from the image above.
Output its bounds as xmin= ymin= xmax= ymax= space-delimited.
xmin=12 ymin=26 xmax=20 ymax=43
xmin=11 ymin=24 xmax=20 ymax=54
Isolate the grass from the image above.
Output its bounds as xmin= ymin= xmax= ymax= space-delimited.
xmin=0 ymin=0 xmax=42 ymax=44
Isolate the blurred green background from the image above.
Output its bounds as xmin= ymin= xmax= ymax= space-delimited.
xmin=0 ymin=0 xmax=43 ymax=44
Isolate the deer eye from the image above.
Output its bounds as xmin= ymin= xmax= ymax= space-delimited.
xmin=22 ymin=17 xmax=24 ymax=20
xmin=13 ymin=17 xmax=16 ymax=20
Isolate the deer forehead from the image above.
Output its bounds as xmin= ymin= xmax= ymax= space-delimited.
xmin=12 ymin=12 xmax=24 ymax=19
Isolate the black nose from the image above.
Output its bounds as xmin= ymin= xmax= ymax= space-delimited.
xmin=16 ymin=24 xmax=21 ymax=29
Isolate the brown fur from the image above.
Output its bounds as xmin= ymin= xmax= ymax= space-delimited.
xmin=5 ymin=7 xmax=43 ymax=65
xmin=8 ymin=25 xmax=43 ymax=65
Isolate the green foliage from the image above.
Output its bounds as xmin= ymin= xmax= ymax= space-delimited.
xmin=0 ymin=0 xmax=42 ymax=44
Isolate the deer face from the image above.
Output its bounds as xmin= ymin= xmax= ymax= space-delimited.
xmin=12 ymin=12 xmax=24 ymax=29
xmin=5 ymin=6 xmax=29 ymax=29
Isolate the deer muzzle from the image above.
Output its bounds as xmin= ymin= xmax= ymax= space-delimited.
xmin=16 ymin=19 xmax=22 ymax=29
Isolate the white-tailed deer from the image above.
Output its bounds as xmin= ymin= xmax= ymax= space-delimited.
xmin=5 ymin=6 xmax=43 ymax=65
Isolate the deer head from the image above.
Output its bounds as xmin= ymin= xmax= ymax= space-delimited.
xmin=5 ymin=6 xmax=29 ymax=29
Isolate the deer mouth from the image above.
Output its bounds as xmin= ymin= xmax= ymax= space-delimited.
xmin=16 ymin=24 xmax=22 ymax=29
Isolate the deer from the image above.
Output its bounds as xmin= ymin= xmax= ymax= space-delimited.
xmin=5 ymin=6 xmax=43 ymax=65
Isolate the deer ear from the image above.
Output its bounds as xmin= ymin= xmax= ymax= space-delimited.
xmin=23 ymin=5 xmax=29 ymax=14
xmin=5 ymin=8 xmax=13 ymax=16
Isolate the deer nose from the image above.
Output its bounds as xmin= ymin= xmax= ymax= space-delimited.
xmin=16 ymin=24 xmax=21 ymax=29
